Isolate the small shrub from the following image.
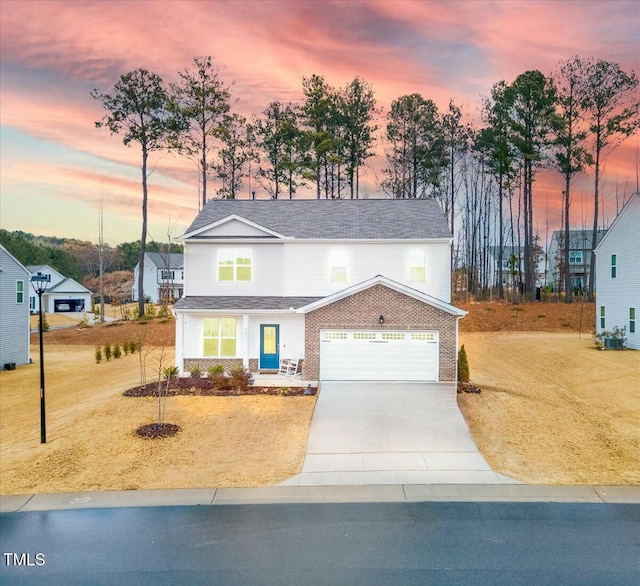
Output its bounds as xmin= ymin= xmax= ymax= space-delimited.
xmin=229 ymin=367 xmax=251 ymax=392
xmin=113 ymin=343 xmax=122 ymax=359
xmin=103 ymin=343 xmax=112 ymax=361
xmin=158 ymin=305 xmax=170 ymax=318
xmin=123 ymin=342 xmax=129 ymax=356
xmin=41 ymin=314 xmax=49 ymax=332
xmin=207 ymin=365 xmax=225 ymax=377
xmin=190 ymin=365 xmax=202 ymax=378
xmin=78 ymin=317 xmax=90 ymax=328
xmin=95 ymin=346 xmax=102 ymax=364
xmin=277 ymin=386 xmax=291 ymax=396
xmin=457 ymin=345 xmax=470 ymax=383
xmin=163 ymin=365 xmax=179 ymax=380
xmin=145 ymin=303 xmax=157 ymax=318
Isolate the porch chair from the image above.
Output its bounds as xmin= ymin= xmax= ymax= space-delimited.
xmin=278 ymin=359 xmax=292 ymax=375
xmin=285 ymin=358 xmax=301 ymax=376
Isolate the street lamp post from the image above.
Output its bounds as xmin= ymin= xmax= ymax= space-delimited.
xmin=31 ymin=272 xmax=50 ymax=444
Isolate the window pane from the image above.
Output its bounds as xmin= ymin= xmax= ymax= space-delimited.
xmin=236 ymin=249 xmax=252 ymax=265
xmin=220 ymin=318 xmax=236 ymax=338
xmin=631 ymin=308 xmax=636 ymax=320
xmin=611 ymin=254 xmax=616 ymax=266
xmin=410 ymin=266 xmax=425 ymax=282
xmin=220 ymin=339 xmax=236 ymax=357
xmin=218 ymin=266 xmax=234 ymax=281
xmin=263 ymin=326 xmax=276 ymax=354
xmin=203 ymin=318 xmax=219 ymax=338
xmin=203 ymin=339 xmax=218 ymax=356
xmin=236 ymin=266 xmax=251 ymax=281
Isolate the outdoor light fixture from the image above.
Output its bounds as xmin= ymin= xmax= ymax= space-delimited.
xmin=379 ymin=315 xmax=384 ymax=325
xmin=30 ymin=272 xmax=51 ymax=444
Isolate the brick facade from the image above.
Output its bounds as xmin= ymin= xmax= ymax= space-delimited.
xmin=184 ymin=358 xmax=243 ymax=373
xmin=302 ymin=284 xmax=459 ymax=381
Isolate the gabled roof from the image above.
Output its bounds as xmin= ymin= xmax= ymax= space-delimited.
xmin=145 ymin=252 xmax=184 ymax=269
xmin=0 ymin=245 xmax=30 ymax=275
xmin=550 ymin=229 xmax=607 ymax=249
xmin=297 ymin=275 xmax=467 ymax=317
xmin=594 ymin=193 xmax=640 ymax=252
xmin=183 ymin=199 xmax=452 ymax=240
xmin=48 ymin=277 xmax=92 ymax=295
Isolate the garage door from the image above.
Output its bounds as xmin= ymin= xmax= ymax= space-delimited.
xmin=319 ymin=330 xmax=439 ymax=381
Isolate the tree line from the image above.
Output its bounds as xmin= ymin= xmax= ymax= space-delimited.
xmin=92 ymin=56 xmax=639 ymax=312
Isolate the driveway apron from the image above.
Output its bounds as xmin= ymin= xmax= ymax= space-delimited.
xmin=281 ymin=382 xmax=518 ymax=486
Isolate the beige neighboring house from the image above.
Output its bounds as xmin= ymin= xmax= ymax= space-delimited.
xmin=173 ymin=199 xmax=466 ymax=382
xmin=594 ymin=193 xmax=640 ymax=350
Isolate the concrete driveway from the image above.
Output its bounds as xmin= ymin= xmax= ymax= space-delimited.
xmin=281 ymin=382 xmax=518 ymax=486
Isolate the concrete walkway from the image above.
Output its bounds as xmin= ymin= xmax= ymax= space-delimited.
xmin=2 ymin=485 xmax=638 ymax=512
xmin=282 ymin=382 xmax=514 ymax=486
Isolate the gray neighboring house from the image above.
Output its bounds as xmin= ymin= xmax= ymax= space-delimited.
xmin=132 ymin=252 xmax=184 ymax=304
xmin=547 ymin=229 xmax=607 ymax=293
xmin=0 ymin=245 xmax=31 ymax=368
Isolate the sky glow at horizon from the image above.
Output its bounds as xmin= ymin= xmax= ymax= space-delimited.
xmin=1 ymin=0 xmax=639 ymax=245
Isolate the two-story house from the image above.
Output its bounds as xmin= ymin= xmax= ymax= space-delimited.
xmin=594 ymin=193 xmax=639 ymax=350
xmin=0 ymin=245 xmax=31 ymax=368
xmin=547 ymin=229 xmax=607 ymax=294
xmin=173 ymin=199 xmax=466 ymax=382
xmin=26 ymin=265 xmax=92 ymax=313
xmin=132 ymin=252 xmax=184 ymax=304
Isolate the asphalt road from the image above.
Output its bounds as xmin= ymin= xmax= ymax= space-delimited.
xmin=1 ymin=502 xmax=639 ymax=585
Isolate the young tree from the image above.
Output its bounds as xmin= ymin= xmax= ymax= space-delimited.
xmin=580 ymin=59 xmax=640 ymax=300
xmin=169 ymin=56 xmax=231 ymax=209
xmin=550 ymin=57 xmax=593 ymax=303
xmin=92 ymin=69 xmax=173 ymax=318
xmin=212 ymin=114 xmax=256 ymax=199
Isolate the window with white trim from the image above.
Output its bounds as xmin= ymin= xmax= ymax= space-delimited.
xmin=630 ymin=308 xmax=636 ymax=334
xmin=611 ymin=254 xmax=617 ymax=278
xmin=330 ymin=250 xmax=347 ymax=283
xmin=600 ymin=306 xmax=606 ymax=329
xmin=409 ymin=252 xmax=426 ymax=282
xmin=569 ymin=250 xmax=583 ymax=265
xmin=203 ymin=318 xmax=236 ymax=357
xmin=16 ymin=280 xmax=24 ymax=303
xmin=217 ymin=248 xmax=252 ymax=282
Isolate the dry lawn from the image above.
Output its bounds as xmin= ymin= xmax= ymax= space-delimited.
xmin=0 ymin=346 xmax=315 ymax=495
xmin=458 ymin=332 xmax=640 ymax=484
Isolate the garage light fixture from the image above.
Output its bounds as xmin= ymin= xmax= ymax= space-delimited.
xmin=379 ymin=315 xmax=384 ymax=325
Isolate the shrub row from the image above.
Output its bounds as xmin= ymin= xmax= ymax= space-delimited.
xmin=96 ymin=340 xmax=141 ymax=363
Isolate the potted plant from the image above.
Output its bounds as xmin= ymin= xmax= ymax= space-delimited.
xmin=595 ymin=326 xmax=626 ymax=350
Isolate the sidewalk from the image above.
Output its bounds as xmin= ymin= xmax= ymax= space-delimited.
xmin=2 ymin=484 xmax=639 ymax=513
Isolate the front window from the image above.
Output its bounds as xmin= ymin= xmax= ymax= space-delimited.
xmin=330 ymin=250 xmax=347 ymax=282
xmin=409 ymin=252 xmax=426 ymax=282
xmin=218 ymin=248 xmax=252 ymax=282
xmin=600 ymin=306 xmax=606 ymax=329
xmin=203 ymin=318 xmax=236 ymax=357
xmin=630 ymin=308 xmax=636 ymax=334
xmin=611 ymin=254 xmax=617 ymax=278
xmin=160 ymin=270 xmax=175 ymax=280
xmin=569 ymin=250 xmax=583 ymax=265
xmin=16 ymin=280 xmax=24 ymax=303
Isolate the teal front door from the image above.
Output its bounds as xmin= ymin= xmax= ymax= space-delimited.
xmin=260 ymin=325 xmax=279 ymax=369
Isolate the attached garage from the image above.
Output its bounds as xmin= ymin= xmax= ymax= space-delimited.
xmin=320 ymin=329 xmax=439 ymax=381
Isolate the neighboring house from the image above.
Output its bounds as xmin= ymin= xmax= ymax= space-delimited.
xmin=132 ymin=252 xmax=184 ymax=304
xmin=547 ymin=229 xmax=607 ymax=293
xmin=26 ymin=265 xmax=92 ymax=314
xmin=486 ymin=246 xmax=546 ymax=291
xmin=173 ymin=199 xmax=466 ymax=382
xmin=594 ymin=193 xmax=640 ymax=350
xmin=0 ymin=245 xmax=31 ymax=368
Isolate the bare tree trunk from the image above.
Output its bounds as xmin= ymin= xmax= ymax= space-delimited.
xmin=138 ymin=146 xmax=149 ymax=319
xmin=563 ymin=182 xmax=573 ymax=303
xmin=588 ymin=146 xmax=601 ymax=302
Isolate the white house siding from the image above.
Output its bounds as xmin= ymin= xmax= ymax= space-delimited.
xmin=0 ymin=247 xmax=31 ymax=367
xmin=132 ymin=257 xmax=161 ymax=303
xmin=595 ymin=195 xmax=640 ymax=350
xmin=247 ymin=314 xmax=305 ymax=360
xmin=282 ymin=241 xmax=452 ymax=301
xmin=184 ymin=242 xmax=284 ymax=297
xmin=198 ymin=219 xmax=275 ymax=237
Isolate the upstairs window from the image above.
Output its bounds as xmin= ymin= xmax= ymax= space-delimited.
xmin=203 ymin=318 xmax=236 ymax=357
xmin=630 ymin=308 xmax=636 ymax=334
xmin=600 ymin=306 xmax=606 ymax=329
xmin=160 ymin=270 xmax=175 ymax=280
xmin=218 ymin=248 xmax=252 ymax=282
xmin=330 ymin=250 xmax=347 ymax=283
xmin=16 ymin=280 xmax=24 ymax=303
xmin=611 ymin=254 xmax=617 ymax=278
xmin=409 ymin=252 xmax=426 ymax=282
xmin=569 ymin=250 xmax=583 ymax=265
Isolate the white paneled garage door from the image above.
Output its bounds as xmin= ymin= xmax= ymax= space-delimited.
xmin=319 ymin=330 xmax=439 ymax=381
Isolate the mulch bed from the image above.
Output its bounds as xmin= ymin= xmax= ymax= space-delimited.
xmin=135 ymin=423 xmax=181 ymax=439
xmin=124 ymin=377 xmax=317 ymax=397
xmin=457 ymin=381 xmax=482 ymax=394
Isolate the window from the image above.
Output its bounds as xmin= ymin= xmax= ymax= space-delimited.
xmin=323 ymin=332 xmax=347 ymax=340
xmin=16 ymin=280 xmax=24 ymax=303
xmin=611 ymin=254 xmax=617 ymax=278
xmin=353 ymin=332 xmax=376 ymax=340
xmin=218 ymin=248 xmax=252 ymax=282
xmin=600 ymin=306 xmax=606 ymax=329
xmin=569 ymin=250 xmax=583 ymax=265
xmin=30 ymin=296 xmax=36 ymax=311
xmin=330 ymin=251 xmax=347 ymax=282
xmin=382 ymin=333 xmax=404 ymax=340
xmin=409 ymin=252 xmax=426 ymax=282
xmin=160 ymin=270 xmax=175 ymax=280
xmin=203 ymin=318 xmax=236 ymax=357
xmin=630 ymin=308 xmax=636 ymax=334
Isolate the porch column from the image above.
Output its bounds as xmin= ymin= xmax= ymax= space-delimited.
xmin=175 ymin=312 xmax=184 ymax=374
xmin=242 ymin=314 xmax=249 ymax=370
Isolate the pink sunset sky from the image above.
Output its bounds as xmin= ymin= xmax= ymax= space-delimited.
xmin=1 ymin=0 xmax=639 ymax=245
